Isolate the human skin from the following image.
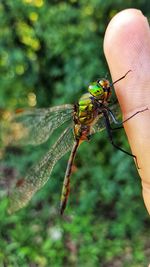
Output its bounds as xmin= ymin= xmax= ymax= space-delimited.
xmin=104 ymin=9 xmax=150 ymax=214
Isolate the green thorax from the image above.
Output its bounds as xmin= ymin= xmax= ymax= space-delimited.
xmin=77 ymin=93 xmax=98 ymax=125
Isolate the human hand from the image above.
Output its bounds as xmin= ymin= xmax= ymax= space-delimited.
xmin=104 ymin=9 xmax=150 ymax=214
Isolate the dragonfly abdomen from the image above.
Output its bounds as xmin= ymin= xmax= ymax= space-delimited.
xmin=60 ymin=140 xmax=79 ymax=215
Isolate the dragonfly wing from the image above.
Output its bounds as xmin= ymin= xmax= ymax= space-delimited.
xmin=93 ymin=103 xmax=121 ymax=133
xmin=1 ymin=104 xmax=74 ymax=146
xmin=8 ymin=125 xmax=75 ymax=214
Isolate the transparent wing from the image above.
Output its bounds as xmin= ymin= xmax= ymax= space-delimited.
xmin=8 ymin=125 xmax=75 ymax=214
xmin=93 ymin=103 xmax=122 ymax=133
xmin=1 ymin=104 xmax=74 ymax=146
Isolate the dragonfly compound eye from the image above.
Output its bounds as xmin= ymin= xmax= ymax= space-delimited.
xmin=88 ymin=82 xmax=104 ymax=100
xmin=98 ymin=79 xmax=110 ymax=89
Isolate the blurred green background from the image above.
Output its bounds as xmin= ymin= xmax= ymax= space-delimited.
xmin=0 ymin=0 xmax=150 ymax=266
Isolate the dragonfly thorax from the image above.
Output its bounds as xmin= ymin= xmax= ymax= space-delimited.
xmin=74 ymin=93 xmax=99 ymax=126
xmin=88 ymin=79 xmax=111 ymax=102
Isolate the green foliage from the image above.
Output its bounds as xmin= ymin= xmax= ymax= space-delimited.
xmin=0 ymin=0 xmax=150 ymax=266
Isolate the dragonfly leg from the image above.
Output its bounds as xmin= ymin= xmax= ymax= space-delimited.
xmin=111 ymin=126 xmax=123 ymax=131
xmin=108 ymin=107 xmax=148 ymax=126
xmin=103 ymin=110 xmax=140 ymax=169
xmin=107 ymin=108 xmax=148 ymax=134
xmin=122 ymin=107 xmax=148 ymax=124
xmin=111 ymin=70 xmax=132 ymax=86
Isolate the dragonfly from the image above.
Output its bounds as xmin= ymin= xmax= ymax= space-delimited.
xmin=1 ymin=70 xmax=147 ymax=214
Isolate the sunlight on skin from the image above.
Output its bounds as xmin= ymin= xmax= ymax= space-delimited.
xmin=104 ymin=9 xmax=150 ymax=214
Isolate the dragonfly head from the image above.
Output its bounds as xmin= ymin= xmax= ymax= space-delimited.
xmin=88 ymin=79 xmax=111 ymax=102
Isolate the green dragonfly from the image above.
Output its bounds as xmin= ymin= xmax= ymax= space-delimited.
xmin=2 ymin=71 xmax=146 ymax=214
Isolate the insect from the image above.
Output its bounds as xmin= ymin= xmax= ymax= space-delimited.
xmin=2 ymin=71 xmax=147 ymax=214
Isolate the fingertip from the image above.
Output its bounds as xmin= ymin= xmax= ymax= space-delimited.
xmin=104 ymin=9 xmax=150 ymax=83
xmin=104 ymin=9 xmax=150 ymax=112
